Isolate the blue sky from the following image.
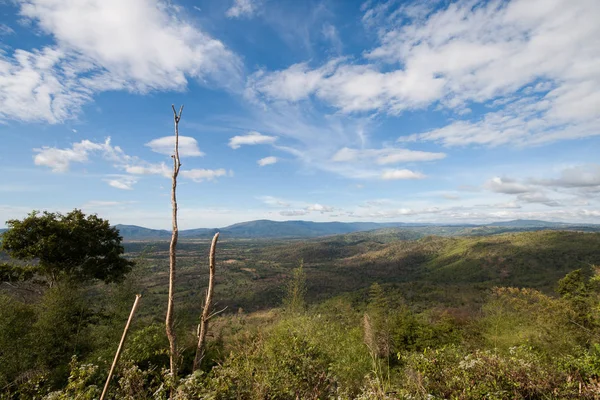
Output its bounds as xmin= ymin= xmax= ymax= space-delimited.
xmin=1 ymin=0 xmax=599 ymax=229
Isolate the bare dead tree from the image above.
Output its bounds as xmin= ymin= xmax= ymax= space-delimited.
xmin=166 ymin=104 xmax=183 ymax=389
xmin=193 ymin=232 xmax=225 ymax=371
xmin=100 ymin=294 xmax=142 ymax=400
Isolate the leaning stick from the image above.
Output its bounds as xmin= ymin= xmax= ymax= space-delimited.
xmin=100 ymin=294 xmax=142 ymax=400
xmin=193 ymin=232 xmax=220 ymax=371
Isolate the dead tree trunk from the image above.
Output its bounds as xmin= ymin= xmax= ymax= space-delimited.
xmin=193 ymin=232 xmax=221 ymax=372
xmin=166 ymin=104 xmax=183 ymax=391
xmin=100 ymin=294 xmax=142 ymax=400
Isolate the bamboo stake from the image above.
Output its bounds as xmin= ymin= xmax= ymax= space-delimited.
xmin=193 ymin=232 xmax=220 ymax=371
xmin=100 ymin=294 xmax=142 ymax=400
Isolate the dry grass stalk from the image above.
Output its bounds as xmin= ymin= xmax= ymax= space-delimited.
xmin=100 ymin=294 xmax=142 ymax=400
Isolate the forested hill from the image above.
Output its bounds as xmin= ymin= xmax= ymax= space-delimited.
xmin=120 ymin=230 xmax=600 ymax=314
xmin=114 ymin=219 xmax=600 ymax=240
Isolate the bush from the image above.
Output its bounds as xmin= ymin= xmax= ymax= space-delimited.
xmin=400 ymin=345 xmax=593 ymax=399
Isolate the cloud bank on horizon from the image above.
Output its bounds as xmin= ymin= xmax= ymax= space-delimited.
xmin=0 ymin=0 xmax=599 ymax=228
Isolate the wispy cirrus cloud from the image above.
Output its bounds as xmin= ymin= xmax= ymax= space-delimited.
xmin=225 ymin=0 xmax=259 ymax=19
xmin=331 ymin=147 xmax=445 ymax=165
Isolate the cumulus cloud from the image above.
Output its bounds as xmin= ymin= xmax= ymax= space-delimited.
xmin=1 ymin=0 xmax=241 ymax=123
xmin=257 ymin=156 xmax=277 ymax=166
xmin=381 ymin=169 xmax=425 ymax=180
xmin=228 ymin=131 xmax=277 ymax=149
xmin=33 ymin=138 xmax=129 ymax=172
xmin=34 ymin=137 xmax=230 ymax=185
xmin=145 ymin=136 xmax=204 ymax=157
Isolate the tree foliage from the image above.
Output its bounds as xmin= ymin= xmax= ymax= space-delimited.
xmin=283 ymin=259 xmax=306 ymax=314
xmin=1 ymin=209 xmax=134 ymax=285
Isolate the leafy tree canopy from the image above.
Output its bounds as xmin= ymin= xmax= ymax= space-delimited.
xmin=1 ymin=209 xmax=133 ymax=285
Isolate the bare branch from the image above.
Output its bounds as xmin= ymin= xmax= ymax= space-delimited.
xmin=207 ymin=306 xmax=228 ymax=321
xmin=166 ymin=104 xmax=184 ymax=394
xmin=193 ymin=232 xmax=220 ymax=371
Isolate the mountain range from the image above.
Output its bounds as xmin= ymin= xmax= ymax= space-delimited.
xmin=113 ymin=219 xmax=600 ymax=240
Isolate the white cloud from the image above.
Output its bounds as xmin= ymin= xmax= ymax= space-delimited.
xmin=381 ymin=169 xmax=425 ymax=180
xmin=225 ymin=0 xmax=257 ymax=18
xmin=82 ymin=200 xmax=136 ymax=208
xmin=33 ymin=138 xmax=128 ymax=172
xmin=180 ymin=168 xmax=227 ymax=182
xmin=517 ymin=192 xmax=562 ymax=207
xmin=257 ymin=156 xmax=277 ymax=166
xmin=124 ymin=163 xmax=171 ymax=178
xmin=228 ymin=131 xmax=277 ymax=149
xmin=279 ymin=210 xmax=309 ymax=217
xmin=258 ymin=196 xmax=290 ymax=208
xmin=0 ymin=24 xmax=14 ymax=35
xmin=247 ymin=59 xmax=341 ymax=103
xmin=331 ymin=147 xmax=445 ymax=164
xmin=494 ymin=201 xmax=521 ymax=209
xmin=33 ymin=137 xmax=229 ymax=186
xmin=306 ymin=203 xmax=334 ymax=213
xmin=531 ymin=164 xmax=600 ymax=188
xmin=145 ymin=136 xmax=205 ymax=157
xmin=0 ymin=47 xmax=92 ymax=123
xmin=1 ymin=0 xmax=241 ymax=123
xmin=442 ymin=193 xmax=460 ymax=200
xmin=485 ymin=177 xmax=532 ymax=194
xmin=322 ymin=23 xmax=342 ymax=53
xmin=104 ymin=176 xmax=137 ymax=190
xmin=250 ymin=0 xmax=600 ymax=147
xmin=259 ymin=196 xmax=334 ymax=215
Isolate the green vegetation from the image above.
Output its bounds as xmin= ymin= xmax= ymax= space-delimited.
xmin=2 ymin=223 xmax=600 ymax=398
xmin=1 ymin=210 xmax=133 ymax=286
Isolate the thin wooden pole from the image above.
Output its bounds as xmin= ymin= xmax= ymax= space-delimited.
xmin=100 ymin=294 xmax=142 ymax=400
xmin=193 ymin=232 xmax=220 ymax=371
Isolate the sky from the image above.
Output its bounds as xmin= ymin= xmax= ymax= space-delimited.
xmin=0 ymin=0 xmax=599 ymax=229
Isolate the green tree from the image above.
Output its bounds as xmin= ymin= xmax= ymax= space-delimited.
xmin=557 ymin=267 xmax=600 ymax=332
xmin=0 ymin=295 xmax=36 ymax=392
xmin=1 ymin=209 xmax=134 ymax=286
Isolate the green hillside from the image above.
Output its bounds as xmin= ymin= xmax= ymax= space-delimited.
xmin=115 ymin=230 xmax=600 ymax=318
xmin=3 ymin=229 xmax=600 ymax=398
